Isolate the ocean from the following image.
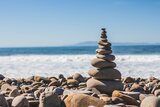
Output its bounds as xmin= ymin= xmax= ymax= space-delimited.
xmin=0 ymin=45 xmax=160 ymax=78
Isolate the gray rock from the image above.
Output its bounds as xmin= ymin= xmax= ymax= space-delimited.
xmin=39 ymin=92 xmax=61 ymax=107
xmin=72 ymin=73 xmax=85 ymax=82
xmin=0 ymin=94 xmax=9 ymax=107
xmin=9 ymin=88 xmax=20 ymax=97
xmin=98 ymin=41 xmax=111 ymax=47
xmin=88 ymin=68 xmax=121 ymax=80
xmin=96 ymin=49 xmax=112 ymax=55
xmin=96 ymin=54 xmax=115 ymax=61
xmin=0 ymin=74 xmax=5 ymax=80
xmin=91 ymin=58 xmax=116 ymax=68
xmin=12 ymin=95 xmax=29 ymax=107
xmin=87 ymin=78 xmax=123 ymax=93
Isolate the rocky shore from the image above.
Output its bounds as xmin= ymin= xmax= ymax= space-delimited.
xmin=1 ymin=74 xmax=160 ymax=107
xmin=1 ymin=29 xmax=160 ymax=107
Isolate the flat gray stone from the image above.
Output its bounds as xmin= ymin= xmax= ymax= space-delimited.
xmin=91 ymin=58 xmax=116 ymax=68
xmin=96 ymin=54 xmax=115 ymax=61
xmin=88 ymin=68 xmax=121 ymax=80
xmin=96 ymin=49 xmax=112 ymax=55
xmin=87 ymin=78 xmax=123 ymax=94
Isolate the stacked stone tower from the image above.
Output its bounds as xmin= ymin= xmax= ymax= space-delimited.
xmin=87 ymin=28 xmax=123 ymax=94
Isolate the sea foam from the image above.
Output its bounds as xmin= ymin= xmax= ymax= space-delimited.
xmin=0 ymin=55 xmax=160 ymax=78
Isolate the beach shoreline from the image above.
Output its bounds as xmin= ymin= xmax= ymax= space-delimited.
xmin=0 ymin=73 xmax=160 ymax=107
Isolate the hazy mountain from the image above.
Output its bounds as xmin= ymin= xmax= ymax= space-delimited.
xmin=74 ymin=41 xmax=160 ymax=46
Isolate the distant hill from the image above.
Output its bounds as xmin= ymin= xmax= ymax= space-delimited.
xmin=75 ymin=41 xmax=97 ymax=46
xmin=74 ymin=41 xmax=160 ymax=46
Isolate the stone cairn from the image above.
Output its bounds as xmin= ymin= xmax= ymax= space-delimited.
xmin=87 ymin=28 xmax=123 ymax=94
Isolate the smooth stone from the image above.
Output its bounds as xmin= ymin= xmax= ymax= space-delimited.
xmin=1 ymin=83 xmax=12 ymax=91
xmin=21 ymin=85 xmax=33 ymax=93
xmin=96 ymin=54 xmax=115 ymax=61
xmin=123 ymin=77 xmax=135 ymax=83
xmin=88 ymin=68 xmax=121 ymax=80
xmin=122 ymin=92 xmax=140 ymax=100
xmin=125 ymin=105 xmax=138 ymax=107
xmin=79 ymin=82 xmax=87 ymax=87
xmin=72 ymin=73 xmax=85 ymax=83
xmin=103 ymin=105 xmax=120 ymax=107
xmin=91 ymin=58 xmax=116 ymax=68
xmin=34 ymin=76 xmax=50 ymax=83
xmin=87 ymin=78 xmax=123 ymax=93
xmin=0 ymin=94 xmax=9 ymax=107
xmin=45 ymin=86 xmax=56 ymax=93
xmin=112 ymin=90 xmax=140 ymax=106
xmin=63 ymin=90 xmax=93 ymax=96
xmin=31 ymin=82 xmax=42 ymax=87
xmin=130 ymin=83 xmax=144 ymax=92
xmin=99 ymin=37 xmax=108 ymax=42
xmin=48 ymin=80 xmax=60 ymax=87
xmin=12 ymin=95 xmax=29 ymax=107
xmin=112 ymin=97 xmax=125 ymax=104
xmin=9 ymin=88 xmax=20 ymax=97
xmin=39 ymin=92 xmax=61 ymax=107
xmin=67 ymin=79 xmax=79 ymax=87
xmin=96 ymin=49 xmax=112 ymax=55
xmin=53 ymin=87 xmax=64 ymax=95
xmin=64 ymin=93 xmax=105 ymax=107
xmin=100 ymin=96 xmax=112 ymax=104
xmin=98 ymin=41 xmax=111 ymax=47
xmin=139 ymin=94 xmax=153 ymax=101
xmin=28 ymin=100 xmax=39 ymax=107
xmin=34 ymin=89 xmax=44 ymax=99
xmin=5 ymin=97 xmax=14 ymax=107
xmin=3 ymin=78 xmax=12 ymax=84
xmin=0 ymin=74 xmax=5 ymax=80
xmin=154 ymin=89 xmax=160 ymax=96
xmin=140 ymin=96 xmax=160 ymax=107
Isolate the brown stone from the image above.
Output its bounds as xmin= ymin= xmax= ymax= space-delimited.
xmin=154 ymin=89 xmax=160 ymax=96
xmin=91 ymin=58 xmax=116 ymax=68
xmin=96 ymin=49 xmax=112 ymax=55
xmin=96 ymin=54 xmax=115 ymax=61
xmin=99 ymin=37 xmax=108 ymax=42
xmin=123 ymin=77 xmax=135 ymax=83
xmin=48 ymin=80 xmax=60 ymax=87
xmin=1 ymin=83 xmax=12 ymax=91
xmin=139 ymin=94 xmax=153 ymax=102
xmin=88 ymin=68 xmax=121 ymax=80
xmin=87 ymin=78 xmax=123 ymax=93
xmin=67 ymin=79 xmax=79 ymax=87
xmin=140 ymin=96 xmax=160 ymax=107
xmin=64 ymin=93 xmax=105 ymax=107
xmin=100 ymin=96 xmax=112 ymax=104
xmin=98 ymin=41 xmax=111 ymax=47
xmin=112 ymin=90 xmax=140 ymax=106
xmin=130 ymin=83 xmax=144 ymax=92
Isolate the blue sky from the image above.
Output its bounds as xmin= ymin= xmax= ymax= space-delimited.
xmin=0 ymin=0 xmax=160 ymax=47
